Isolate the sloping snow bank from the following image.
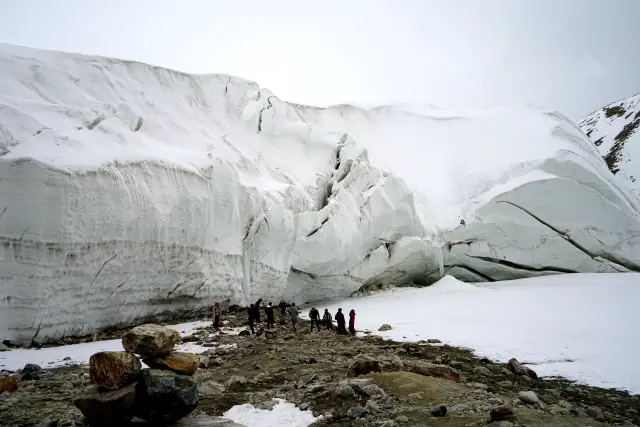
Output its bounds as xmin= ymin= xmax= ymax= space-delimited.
xmin=2 ymin=44 xmax=640 ymax=343
xmin=306 ymin=274 xmax=640 ymax=393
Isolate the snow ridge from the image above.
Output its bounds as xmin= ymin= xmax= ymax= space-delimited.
xmin=2 ymin=43 xmax=640 ymax=343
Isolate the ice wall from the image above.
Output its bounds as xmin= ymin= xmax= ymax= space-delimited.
xmin=2 ymin=44 xmax=640 ymax=343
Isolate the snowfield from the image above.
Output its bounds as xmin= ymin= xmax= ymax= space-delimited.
xmin=2 ymin=43 xmax=640 ymax=343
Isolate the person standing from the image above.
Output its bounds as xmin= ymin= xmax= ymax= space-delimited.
xmin=335 ymin=308 xmax=346 ymax=335
xmin=323 ymin=309 xmax=333 ymax=330
xmin=213 ymin=301 xmax=221 ymax=330
xmin=288 ymin=303 xmax=299 ymax=332
xmin=253 ymin=298 xmax=263 ymax=324
xmin=279 ymin=300 xmax=287 ymax=317
xmin=265 ymin=302 xmax=275 ymax=329
xmin=348 ymin=309 xmax=356 ymax=335
xmin=247 ymin=304 xmax=255 ymax=334
xmin=309 ymin=307 xmax=321 ymax=332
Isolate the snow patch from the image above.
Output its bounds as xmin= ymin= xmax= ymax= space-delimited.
xmin=223 ymin=399 xmax=317 ymax=427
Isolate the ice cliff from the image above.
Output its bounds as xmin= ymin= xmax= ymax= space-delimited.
xmin=2 ymin=44 xmax=640 ymax=343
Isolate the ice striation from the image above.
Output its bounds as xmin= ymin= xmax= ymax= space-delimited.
xmin=2 ymin=44 xmax=640 ymax=343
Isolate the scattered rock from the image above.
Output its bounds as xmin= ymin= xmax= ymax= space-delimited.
xmin=23 ymin=364 xmax=42 ymax=374
xmin=348 ymin=355 xmax=382 ymax=376
xmin=208 ymin=357 xmax=223 ymax=367
xmin=0 ymin=342 xmax=9 ymax=352
xmin=490 ymin=406 xmax=517 ymax=422
xmin=395 ymin=415 xmax=409 ymax=423
xmin=252 ymin=362 xmax=261 ymax=370
xmin=74 ymin=382 xmax=137 ymax=427
xmin=362 ymin=384 xmax=386 ymax=398
xmin=134 ymin=369 xmax=198 ymax=424
xmin=431 ymin=404 xmax=447 ymax=417
xmin=537 ymin=393 xmax=558 ymax=405
xmin=122 ymin=324 xmax=180 ymax=357
xmin=378 ymin=324 xmax=392 ymax=331
xmin=224 ymin=375 xmax=248 ymax=392
xmin=586 ymin=406 xmax=605 ymax=421
xmin=256 ymin=399 xmax=279 ymax=410
xmin=518 ymin=390 xmax=539 ymax=405
xmin=181 ymin=335 xmax=199 ymax=343
xmin=347 ymin=405 xmax=367 ymax=419
xmin=143 ymin=352 xmax=199 ymax=376
xmin=336 ymin=384 xmax=356 ymax=398
xmin=238 ymin=330 xmax=250 ymax=336
xmin=198 ymin=381 xmax=225 ymax=398
xmin=89 ymin=351 xmax=141 ymax=389
xmin=427 ymin=339 xmax=442 ymax=344
xmin=410 ymin=363 xmax=460 ymax=383
xmin=21 ymin=371 xmax=40 ymax=381
xmin=435 ymin=354 xmax=451 ymax=365
xmin=0 ymin=377 xmax=18 ymax=393
xmin=473 ymin=365 xmax=492 ymax=376
xmin=389 ymin=356 xmax=404 ymax=371
xmin=298 ymin=402 xmax=311 ymax=410
xmin=506 ymin=358 xmax=537 ymax=379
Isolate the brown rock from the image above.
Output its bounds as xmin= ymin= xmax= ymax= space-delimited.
xmin=490 ymin=406 xmax=517 ymax=422
xmin=348 ymin=354 xmax=382 ymax=376
xmin=0 ymin=377 xmax=17 ymax=393
xmin=143 ymin=352 xmax=199 ymax=376
xmin=74 ymin=382 xmax=137 ymax=427
xmin=208 ymin=356 xmax=223 ymax=367
xmin=122 ymin=324 xmax=180 ymax=357
xmin=411 ymin=363 xmax=460 ymax=383
xmin=89 ymin=351 xmax=141 ymax=390
xmin=507 ymin=358 xmax=538 ymax=379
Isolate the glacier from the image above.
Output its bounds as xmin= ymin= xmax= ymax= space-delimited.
xmin=2 ymin=44 xmax=640 ymax=344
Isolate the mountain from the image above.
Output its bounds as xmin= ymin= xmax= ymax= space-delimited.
xmin=2 ymin=44 xmax=640 ymax=343
xmin=579 ymin=94 xmax=640 ymax=192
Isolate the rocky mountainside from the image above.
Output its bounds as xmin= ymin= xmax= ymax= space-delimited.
xmin=579 ymin=93 xmax=640 ymax=193
xmin=2 ymin=43 xmax=640 ymax=343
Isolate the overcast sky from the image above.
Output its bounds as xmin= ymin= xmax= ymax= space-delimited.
xmin=1 ymin=0 xmax=638 ymax=120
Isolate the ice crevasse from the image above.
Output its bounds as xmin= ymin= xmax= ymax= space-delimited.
xmin=1 ymin=44 xmax=640 ymax=343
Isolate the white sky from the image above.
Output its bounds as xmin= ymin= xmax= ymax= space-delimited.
xmin=1 ymin=0 xmax=638 ymax=120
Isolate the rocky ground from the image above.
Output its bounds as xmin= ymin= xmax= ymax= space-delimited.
xmin=1 ymin=313 xmax=639 ymax=427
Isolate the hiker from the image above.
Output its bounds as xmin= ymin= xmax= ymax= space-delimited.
xmin=309 ymin=307 xmax=321 ymax=332
xmin=287 ymin=303 xmax=299 ymax=331
xmin=253 ymin=298 xmax=263 ymax=323
xmin=335 ymin=308 xmax=346 ymax=334
xmin=279 ymin=300 xmax=287 ymax=316
xmin=322 ymin=308 xmax=333 ymax=330
xmin=247 ymin=304 xmax=256 ymax=334
xmin=349 ymin=309 xmax=356 ymax=335
xmin=213 ymin=301 xmax=221 ymax=329
xmin=265 ymin=302 xmax=275 ymax=329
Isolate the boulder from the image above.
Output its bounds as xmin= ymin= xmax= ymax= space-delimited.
xmin=506 ymin=358 xmax=537 ymax=379
xmin=427 ymin=339 xmax=442 ymax=344
xmin=74 ymin=383 xmax=137 ymax=427
xmin=490 ymin=406 xmax=517 ymax=422
xmin=0 ymin=342 xmax=9 ymax=352
xmin=348 ymin=355 xmax=382 ymax=376
xmin=518 ymin=391 xmax=539 ymax=405
xmin=336 ymin=384 xmax=356 ymax=398
xmin=122 ymin=324 xmax=180 ymax=357
xmin=134 ymin=369 xmax=198 ymax=424
xmin=0 ymin=376 xmax=18 ymax=393
xmin=431 ymin=404 xmax=447 ymax=417
xmin=224 ymin=375 xmax=248 ymax=392
xmin=587 ymin=406 xmax=605 ymax=421
xmin=22 ymin=363 xmax=42 ymax=374
xmin=198 ymin=381 xmax=225 ymax=398
xmin=143 ymin=352 xmax=199 ymax=376
xmin=238 ymin=330 xmax=250 ymax=336
xmin=410 ymin=363 xmax=460 ymax=383
xmin=89 ymin=351 xmax=141 ymax=390
xmin=473 ymin=365 xmax=492 ymax=376
xmin=378 ymin=324 xmax=392 ymax=331
xmin=347 ymin=405 xmax=367 ymax=419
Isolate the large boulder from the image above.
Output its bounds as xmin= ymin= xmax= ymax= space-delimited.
xmin=74 ymin=383 xmax=137 ymax=427
xmin=348 ymin=355 xmax=382 ymax=376
xmin=143 ymin=352 xmax=199 ymax=376
xmin=122 ymin=324 xmax=180 ymax=357
xmin=411 ymin=362 xmax=460 ymax=383
xmin=89 ymin=351 xmax=141 ymax=390
xmin=0 ymin=376 xmax=18 ymax=393
xmin=134 ymin=369 xmax=198 ymax=424
xmin=507 ymin=358 xmax=537 ymax=379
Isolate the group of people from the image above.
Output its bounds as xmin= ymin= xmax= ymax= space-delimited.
xmin=212 ymin=300 xmax=357 ymax=335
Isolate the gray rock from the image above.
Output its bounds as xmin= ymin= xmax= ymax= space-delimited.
xmin=172 ymin=415 xmax=247 ymax=426
xmin=506 ymin=358 xmax=537 ymax=379
xmin=134 ymin=369 xmax=198 ymax=424
xmin=199 ymin=381 xmax=225 ymax=397
xmin=0 ymin=342 xmax=9 ymax=352
xmin=395 ymin=415 xmax=409 ymax=423
xmin=537 ymin=393 xmax=559 ymax=405
xmin=586 ymin=406 xmax=605 ymax=421
xmin=347 ymin=405 xmax=367 ymax=419
xmin=473 ymin=366 xmax=492 ymax=376
xmin=362 ymin=384 xmax=386 ymax=398
xmin=518 ymin=390 xmax=539 ymax=405
xmin=378 ymin=324 xmax=392 ymax=331
xmin=389 ymin=356 xmax=404 ymax=371
xmin=431 ymin=404 xmax=447 ymax=417
xmin=225 ymin=375 xmax=248 ymax=392
xmin=427 ymin=339 xmax=442 ymax=344
xmin=74 ymin=382 xmax=137 ymax=427
xmin=36 ymin=420 xmax=58 ymax=427
xmin=298 ymin=402 xmax=311 ymax=410
xmin=23 ymin=364 xmax=42 ymax=374
xmin=256 ymin=399 xmax=278 ymax=410
xmin=336 ymin=385 xmax=355 ymax=398
xmin=490 ymin=406 xmax=517 ymax=422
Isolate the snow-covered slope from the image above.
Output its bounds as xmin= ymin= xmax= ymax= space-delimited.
xmin=2 ymin=44 xmax=640 ymax=343
xmin=579 ymin=94 xmax=640 ymax=193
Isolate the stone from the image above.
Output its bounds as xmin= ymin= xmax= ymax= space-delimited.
xmin=208 ymin=357 xmax=223 ymax=367
xmin=586 ymin=406 xmax=605 ymax=421
xmin=410 ymin=363 xmax=460 ymax=383
xmin=21 ymin=371 xmax=40 ymax=381
xmin=143 ymin=352 xmax=199 ymax=376
xmin=256 ymin=399 xmax=279 ymax=410
xmin=395 ymin=415 xmax=409 ymax=423
xmin=537 ymin=393 xmax=559 ymax=405
xmin=490 ymin=406 xmax=517 ymax=422
xmin=378 ymin=324 xmax=392 ymax=331
xmin=0 ymin=377 xmax=18 ymax=393
xmin=336 ymin=385 xmax=356 ymax=398
xmin=431 ymin=404 xmax=447 ymax=417
xmin=224 ymin=375 xmax=248 ymax=392
xmin=348 ymin=354 xmax=382 ymax=376
xmin=473 ymin=365 xmax=492 ymax=376
xmin=238 ymin=330 xmax=250 ymax=336
xmin=0 ymin=342 xmax=9 ymax=352
xmin=134 ymin=369 xmax=198 ymax=424
xmin=362 ymin=384 xmax=386 ymax=398
xmin=390 ymin=356 xmax=404 ymax=371
xmin=74 ymin=383 xmax=137 ymax=427
xmin=435 ymin=354 xmax=451 ymax=365
xmin=427 ymin=339 xmax=442 ymax=344
xmin=23 ymin=363 xmax=42 ymax=374
xmin=518 ymin=391 xmax=539 ymax=405
xmin=199 ymin=381 xmax=225 ymax=397
xmin=506 ymin=358 xmax=537 ymax=379
xmin=89 ymin=351 xmax=141 ymax=390
xmin=299 ymin=402 xmax=311 ymax=410
xmin=347 ymin=405 xmax=367 ymax=419
xmin=122 ymin=324 xmax=180 ymax=357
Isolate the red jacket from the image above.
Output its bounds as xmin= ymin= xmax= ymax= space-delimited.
xmin=349 ymin=312 xmax=355 ymax=326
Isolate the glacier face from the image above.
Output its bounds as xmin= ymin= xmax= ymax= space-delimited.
xmin=1 ymin=44 xmax=640 ymax=343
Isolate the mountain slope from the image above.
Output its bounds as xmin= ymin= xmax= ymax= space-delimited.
xmin=579 ymin=94 xmax=640 ymax=192
xmin=2 ymin=44 xmax=640 ymax=343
